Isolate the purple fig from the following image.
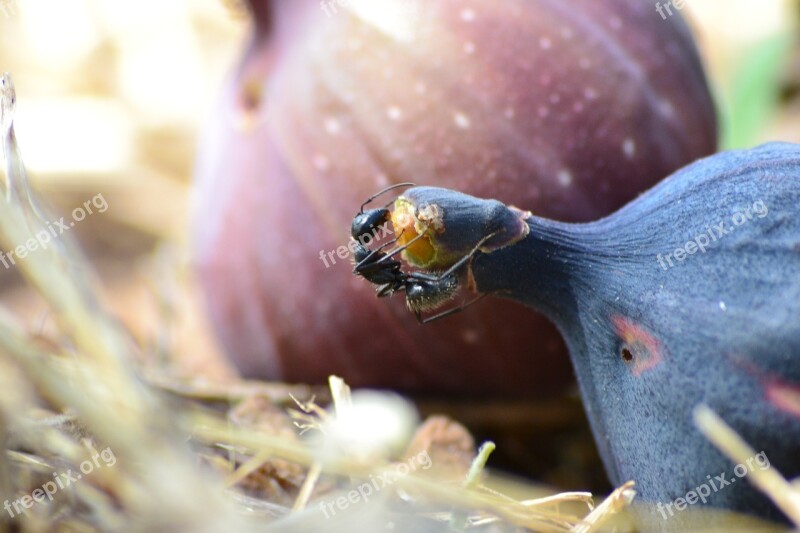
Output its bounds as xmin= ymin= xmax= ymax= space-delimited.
xmin=192 ymin=0 xmax=717 ymax=396
xmin=375 ymin=143 xmax=800 ymax=527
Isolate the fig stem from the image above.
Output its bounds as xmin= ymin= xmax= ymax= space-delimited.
xmin=471 ymin=215 xmax=592 ymax=331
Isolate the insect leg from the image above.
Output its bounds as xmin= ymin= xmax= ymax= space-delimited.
xmin=417 ymin=293 xmax=489 ymax=324
xmin=359 ymin=182 xmax=415 ymax=213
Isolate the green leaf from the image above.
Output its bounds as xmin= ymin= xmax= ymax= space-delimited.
xmin=721 ymin=33 xmax=794 ymax=150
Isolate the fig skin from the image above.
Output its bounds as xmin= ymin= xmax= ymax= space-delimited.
xmin=192 ymin=0 xmax=717 ymax=396
xmin=397 ymin=143 xmax=800 ymax=527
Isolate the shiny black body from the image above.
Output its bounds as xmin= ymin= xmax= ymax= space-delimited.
xmin=350 ymin=184 xmax=492 ymax=323
xmin=350 ymin=182 xmax=414 ymax=242
xmin=351 ymin=238 xmax=460 ymax=322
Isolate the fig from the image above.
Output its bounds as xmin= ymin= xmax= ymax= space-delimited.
xmin=192 ymin=0 xmax=717 ymax=396
xmin=378 ymin=143 xmax=800 ymax=527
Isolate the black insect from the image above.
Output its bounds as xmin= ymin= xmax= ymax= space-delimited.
xmin=352 ymin=226 xmax=493 ymax=323
xmin=350 ymin=182 xmax=424 ymax=296
xmin=402 ymin=270 xmax=463 ymax=323
xmin=351 ymin=238 xmax=404 ymax=296
xmin=351 ymin=227 xmax=427 ymax=298
xmin=350 ymin=184 xmax=495 ymax=322
xmin=350 ymin=182 xmax=414 ymax=242
xmin=398 ymin=236 xmax=492 ymax=323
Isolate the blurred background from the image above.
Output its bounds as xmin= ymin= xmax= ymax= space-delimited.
xmin=0 ymin=0 xmax=798 ymax=488
xmin=0 ymin=0 xmax=797 ymax=378
xmin=0 ymin=0 xmax=248 ymax=378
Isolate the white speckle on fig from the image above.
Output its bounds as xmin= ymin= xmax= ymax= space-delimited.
xmin=558 ymin=169 xmax=573 ymax=187
xmin=453 ymin=112 xmax=471 ymax=129
xmin=623 ymin=138 xmax=636 ymax=159
xmin=464 ymin=41 xmax=476 ymax=55
xmin=374 ymin=173 xmax=390 ymax=187
xmin=539 ymin=36 xmax=552 ymax=50
xmin=324 ymin=117 xmax=341 ymax=135
xmin=387 ymin=106 xmax=403 ymax=121
xmin=659 ymin=100 xmax=676 ymax=117
xmin=460 ymin=8 xmax=475 ymax=22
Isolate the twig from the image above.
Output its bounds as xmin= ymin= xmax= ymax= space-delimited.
xmin=450 ymin=441 xmax=496 ymax=529
xmin=571 ymin=480 xmax=635 ymax=533
xmin=694 ymin=404 xmax=800 ymax=526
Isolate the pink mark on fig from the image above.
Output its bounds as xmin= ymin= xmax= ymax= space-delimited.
xmin=766 ymin=382 xmax=800 ymax=419
xmin=730 ymin=356 xmax=800 ymax=419
xmin=611 ymin=315 xmax=664 ymax=377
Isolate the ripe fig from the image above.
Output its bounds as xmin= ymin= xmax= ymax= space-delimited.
xmin=193 ymin=0 xmax=717 ymax=396
xmin=381 ymin=143 xmax=800 ymax=528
